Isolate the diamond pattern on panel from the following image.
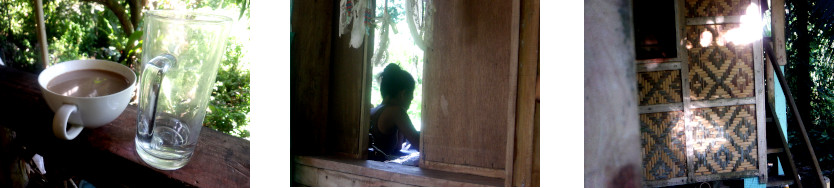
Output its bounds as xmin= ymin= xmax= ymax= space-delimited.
xmin=690 ymin=105 xmax=758 ymax=175
xmin=641 ymin=111 xmax=688 ymax=181
xmin=639 ymin=70 xmax=683 ymax=106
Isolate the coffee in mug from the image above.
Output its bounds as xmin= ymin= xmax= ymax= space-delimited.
xmin=47 ymin=69 xmax=130 ymax=98
xmin=38 ymin=60 xmax=136 ymax=140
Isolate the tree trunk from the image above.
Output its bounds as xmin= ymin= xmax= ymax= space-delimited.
xmin=787 ymin=0 xmax=820 ymax=187
xmin=82 ymin=0 xmax=134 ymax=36
xmin=792 ymin=0 xmax=812 ymax=130
xmin=127 ymin=0 xmax=143 ymax=29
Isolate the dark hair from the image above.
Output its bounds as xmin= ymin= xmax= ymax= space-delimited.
xmin=379 ymin=64 xmax=415 ymax=98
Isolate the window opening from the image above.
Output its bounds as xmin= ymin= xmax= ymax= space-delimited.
xmin=633 ymin=0 xmax=678 ymax=60
xmin=371 ymin=0 xmax=428 ymax=132
xmin=368 ymin=0 xmax=432 ymax=166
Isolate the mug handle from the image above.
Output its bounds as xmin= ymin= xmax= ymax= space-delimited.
xmin=137 ymin=54 xmax=176 ymax=140
xmin=53 ymin=104 xmax=84 ymax=140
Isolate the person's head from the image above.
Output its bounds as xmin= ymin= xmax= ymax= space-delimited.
xmin=379 ymin=64 xmax=416 ymax=107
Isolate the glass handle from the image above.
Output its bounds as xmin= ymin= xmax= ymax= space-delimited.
xmin=137 ymin=54 xmax=176 ymax=141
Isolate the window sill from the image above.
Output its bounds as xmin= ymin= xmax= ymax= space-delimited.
xmin=292 ymin=155 xmax=503 ymax=186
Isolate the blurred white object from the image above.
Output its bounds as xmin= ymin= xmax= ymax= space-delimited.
xmin=32 ymin=154 xmax=46 ymax=175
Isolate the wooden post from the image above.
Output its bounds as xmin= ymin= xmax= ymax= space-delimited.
xmin=771 ymin=0 xmax=787 ymax=66
xmin=511 ymin=0 xmax=539 ymax=186
xmin=505 ymin=0 xmax=521 ymax=185
xmin=34 ymin=0 xmax=49 ymax=67
xmin=584 ymin=0 xmax=642 ymax=187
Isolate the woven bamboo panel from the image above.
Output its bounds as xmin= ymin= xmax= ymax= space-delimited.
xmin=686 ymin=25 xmax=754 ymax=101
xmin=684 ymin=24 xmax=742 ymax=48
xmin=684 ymin=0 xmax=751 ymax=18
xmin=641 ymin=111 xmax=687 ymax=181
xmin=638 ymin=70 xmax=683 ymax=106
xmin=690 ymin=105 xmax=758 ymax=175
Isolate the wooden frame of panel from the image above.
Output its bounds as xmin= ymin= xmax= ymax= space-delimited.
xmin=357 ymin=1 xmax=375 ymax=159
xmin=640 ymin=0 xmax=689 ymax=186
xmin=639 ymin=0 xmax=768 ymax=186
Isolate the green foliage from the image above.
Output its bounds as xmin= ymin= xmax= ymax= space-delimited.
xmin=784 ymin=0 xmax=834 ymax=174
xmin=0 ymin=0 xmax=40 ymax=71
xmin=205 ymin=39 xmax=250 ymax=139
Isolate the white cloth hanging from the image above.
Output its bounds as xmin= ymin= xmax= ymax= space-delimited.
xmin=338 ymin=0 xmax=368 ymax=48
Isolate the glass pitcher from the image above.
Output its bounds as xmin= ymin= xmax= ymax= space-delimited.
xmin=135 ymin=10 xmax=232 ymax=170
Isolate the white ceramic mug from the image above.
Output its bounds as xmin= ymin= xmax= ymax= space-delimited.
xmin=38 ymin=60 xmax=136 ymax=140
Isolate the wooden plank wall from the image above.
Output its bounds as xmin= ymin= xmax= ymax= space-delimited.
xmin=290 ymin=0 xmax=334 ymax=156
xmin=327 ymin=7 xmax=369 ymax=158
xmin=421 ymin=0 xmax=519 ymax=179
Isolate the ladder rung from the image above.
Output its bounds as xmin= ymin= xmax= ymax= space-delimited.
xmin=767 ymin=148 xmax=785 ymax=154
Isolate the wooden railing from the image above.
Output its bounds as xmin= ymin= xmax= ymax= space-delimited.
xmin=0 ymin=66 xmax=249 ymax=187
xmin=764 ymin=43 xmax=826 ymax=187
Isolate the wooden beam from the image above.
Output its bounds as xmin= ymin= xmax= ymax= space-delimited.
xmin=676 ymin=0 xmax=697 ymax=183
xmin=504 ymin=0 xmax=522 ymax=185
xmin=688 ymin=97 xmax=756 ymax=109
xmin=639 ymin=103 xmax=684 ymax=114
xmin=645 ymin=177 xmax=688 ymax=187
xmin=636 ymin=58 xmax=684 ymax=64
xmin=356 ymin=0 xmax=375 ymax=159
xmin=771 ymin=0 xmax=787 ymax=66
xmin=754 ymin=16 xmax=768 ymax=183
xmin=511 ymin=0 xmax=539 ymax=186
xmin=293 ymin=163 xmax=417 ymax=186
xmin=424 ymin=160 xmax=505 ymax=179
xmin=690 ymin=170 xmax=761 ymax=183
xmin=767 ymin=148 xmax=784 ymax=154
xmin=685 ymin=16 xmax=742 ymax=25
xmin=766 ymin=38 xmax=776 ymax=113
xmin=532 ymin=101 xmax=540 ymax=186
xmin=293 ymin=164 xmax=320 ymax=186
xmin=636 ymin=61 xmax=682 ymax=72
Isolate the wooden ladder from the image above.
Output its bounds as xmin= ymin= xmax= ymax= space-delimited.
xmin=764 ymin=101 xmax=802 ymax=187
xmin=763 ymin=44 xmax=826 ymax=188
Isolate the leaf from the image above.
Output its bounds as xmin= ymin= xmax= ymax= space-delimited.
xmin=238 ymin=0 xmax=249 ymax=19
xmin=127 ymin=30 xmax=143 ymax=45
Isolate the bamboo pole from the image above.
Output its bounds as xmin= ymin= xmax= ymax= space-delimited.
xmin=34 ymin=0 xmax=48 ymax=68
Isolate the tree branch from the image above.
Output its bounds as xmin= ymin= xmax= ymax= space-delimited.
xmin=127 ymin=0 xmax=142 ymax=29
xmin=81 ymin=0 xmax=133 ymax=36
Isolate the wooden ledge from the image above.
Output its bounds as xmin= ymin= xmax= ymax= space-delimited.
xmin=0 ymin=66 xmax=249 ymax=187
xmin=292 ymin=156 xmax=503 ymax=187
